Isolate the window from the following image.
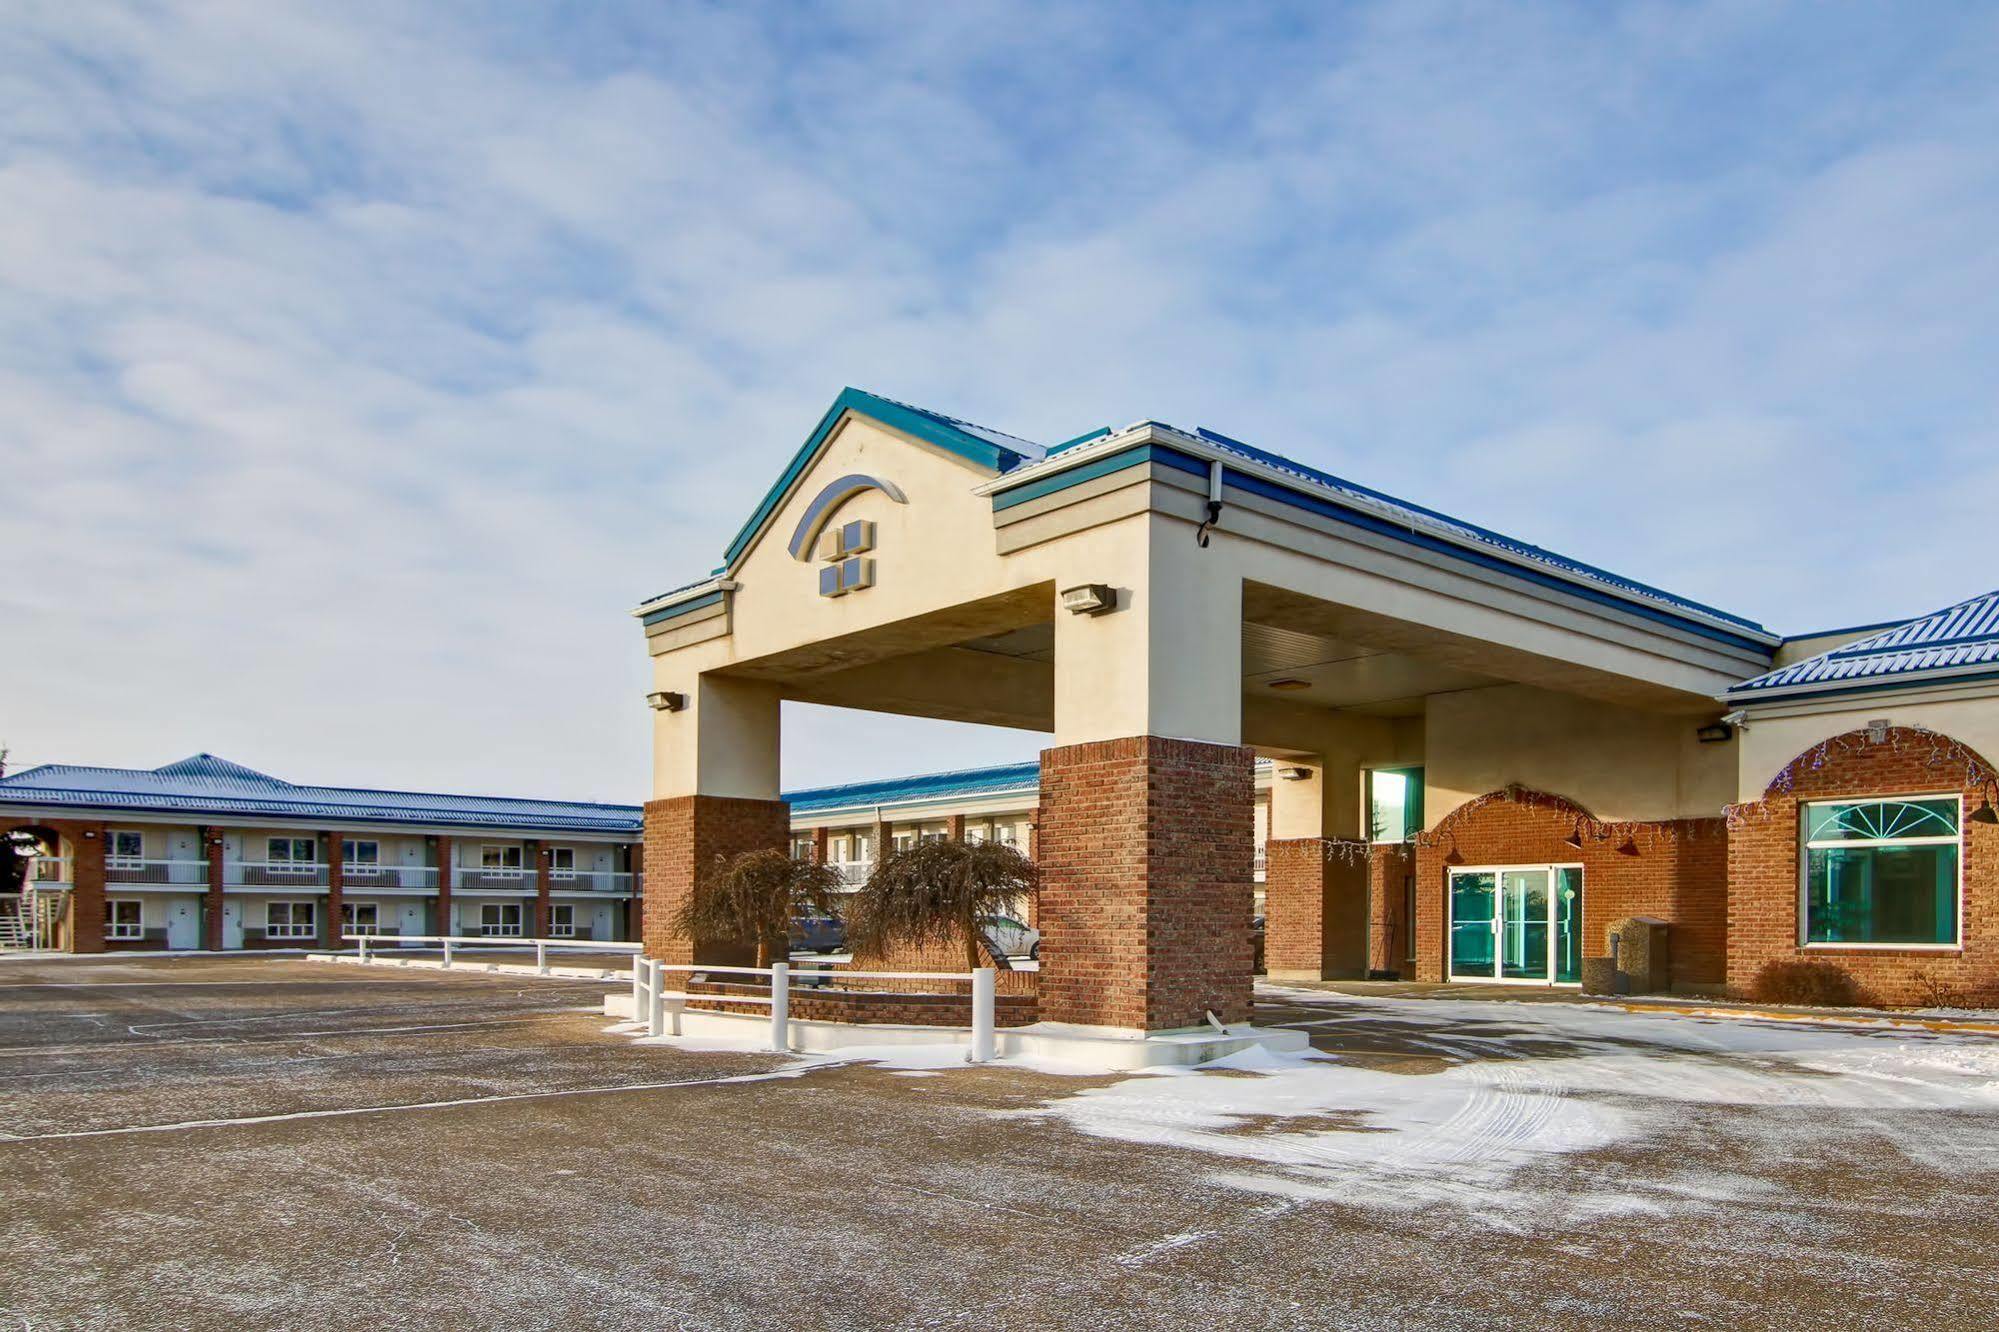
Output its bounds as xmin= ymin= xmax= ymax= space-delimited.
xmin=1367 ymin=768 xmax=1425 ymax=844
xmin=791 ymin=835 xmax=815 ymax=862
xmin=479 ymin=903 xmax=524 ymax=937
xmin=893 ymin=832 xmax=917 ymax=853
xmin=1803 ymin=797 xmax=1960 ymax=947
xmin=341 ymin=902 xmax=381 ymax=935
xmin=266 ymin=901 xmax=317 ymax=939
xmin=549 ymin=847 xmax=576 ymax=880
xmin=268 ymin=837 xmax=317 ymax=874
xmin=342 ymin=839 xmax=380 ymax=867
xmin=480 ymin=845 xmax=524 ymax=873
xmin=105 ymin=899 xmax=143 ymax=940
xmin=549 ymin=904 xmax=576 ymax=938
xmin=108 ymin=831 xmax=144 ymax=868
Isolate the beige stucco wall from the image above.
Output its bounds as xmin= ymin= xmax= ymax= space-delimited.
xmin=1737 ymin=687 xmax=1999 ymax=798
xmin=1424 ymin=683 xmax=1736 ymax=825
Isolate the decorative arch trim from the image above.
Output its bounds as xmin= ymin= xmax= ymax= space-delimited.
xmin=786 ymin=474 xmax=907 ymax=562
xmin=1756 ymin=723 xmax=1999 ymax=801
xmin=1420 ymin=784 xmax=1599 ymax=845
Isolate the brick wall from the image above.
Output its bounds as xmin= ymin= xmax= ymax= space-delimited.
xmin=642 ymin=795 xmax=790 ymax=966
xmin=203 ymin=828 xmax=225 ymax=950
xmin=1037 ymin=735 xmax=1255 ymax=1030
xmin=1412 ymin=787 xmax=1728 ymax=988
xmin=1728 ymin=725 xmax=1996 ymax=1006
xmin=322 ymin=831 xmax=345 ymax=948
xmin=1263 ymin=838 xmax=1369 ymax=980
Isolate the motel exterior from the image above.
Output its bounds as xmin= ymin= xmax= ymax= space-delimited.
xmin=8 ymin=389 xmax=1998 ymax=1015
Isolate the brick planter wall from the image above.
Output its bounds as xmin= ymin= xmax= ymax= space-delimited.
xmin=1412 ymin=788 xmax=1727 ymax=988
xmin=642 ymin=795 xmax=790 ymax=966
xmin=1037 ymin=735 xmax=1255 ymax=1030
xmin=1263 ymin=838 xmax=1368 ymax=980
xmin=1727 ymin=726 xmax=1997 ymax=1006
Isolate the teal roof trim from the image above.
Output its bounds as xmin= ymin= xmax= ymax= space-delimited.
xmin=719 ymin=388 xmax=1044 ymax=570
xmin=990 ymin=442 xmax=1207 ymax=512
xmin=641 ymin=591 xmax=723 ymax=626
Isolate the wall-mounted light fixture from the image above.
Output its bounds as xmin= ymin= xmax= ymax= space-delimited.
xmin=1060 ymin=583 xmax=1117 ymax=616
xmin=1695 ymin=722 xmax=1734 ymax=744
xmin=1277 ymin=766 xmax=1313 ymax=782
xmin=1563 ymin=822 xmax=1586 ymax=851
xmin=647 ymin=691 xmax=688 ymax=712
xmin=1267 ymin=678 xmax=1311 ymax=691
xmin=1616 ymin=836 xmax=1640 ymax=857
xmin=1971 ymin=783 xmax=1999 ymax=825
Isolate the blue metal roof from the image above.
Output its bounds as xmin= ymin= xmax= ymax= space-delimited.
xmin=784 ymin=761 xmax=1042 ymax=816
xmin=0 ymin=754 xmax=644 ymax=835
xmin=1727 ymin=589 xmax=1999 ymax=702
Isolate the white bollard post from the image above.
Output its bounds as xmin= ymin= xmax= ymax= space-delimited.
xmin=970 ymin=967 xmax=997 ymax=1064
xmin=536 ymin=940 xmax=548 ymax=975
xmin=441 ymin=937 xmax=453 ymax=969
xmin=358 ymin=935 xmax=370 ymax=966
xmin=631 ymin=954 xmax=645 ymax=1018
xmin=647 ymin=960 xmax=666 ymax=1037
xmin=770 ymin=962 xmax=790 ymax=1053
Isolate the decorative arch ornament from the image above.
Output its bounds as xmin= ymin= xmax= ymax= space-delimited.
xmin=786 ymin=474 xmax=907 ymax=562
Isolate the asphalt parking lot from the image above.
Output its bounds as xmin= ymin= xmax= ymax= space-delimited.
xmin=4 ymin=955 xmax=1998 ymax=1331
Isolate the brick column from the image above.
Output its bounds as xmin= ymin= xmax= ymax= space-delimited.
xmin=1366 ymin=843 xmax=1415 ymax=977
xmin=433 ymin=836 xmax=453 ymax=936
xmin=203 ymin=827 xmax=226 ymax=951
xmin=812 ymin=827 xmax=829 ymax=864
xmin=68 ymin=823 xmax=107 ymax=954
xmin=948 ymin=813 xmax=967 ymax=841
xmin=532 ymin=841 xmax=551 ymax=937
xmin=1264 ymin=838 xmax=1369 ymax=981
xmin=872 ymin=817 xmax=892 ymax=866
xmin=322 ymin=831 xmax=344 ymax=948
xmin=642 ymin=795 xmax=790 ymax=965
xmin=1037 ymin=736 xmax=1255 ymax=1031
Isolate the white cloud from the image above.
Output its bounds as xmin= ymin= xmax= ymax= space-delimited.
xmin=2 ymin=1 xmax=1997 ymax=797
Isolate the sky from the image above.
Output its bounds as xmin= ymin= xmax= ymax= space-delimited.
xmin=3 ymin=1 xmax=1996 ymax=801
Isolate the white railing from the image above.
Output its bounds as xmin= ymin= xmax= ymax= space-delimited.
xmin=342 ymin=932 xmax=640 ymax=975
xmin=104 ymin=857 xmax=208 ymax=886
xmin=340 ymin=864 xmax=440 ymax=890
xmin=453 ymin=868 xmax=637 ymax=893
xmin=226 ymin=859 xmax=331 ymax=887
xmin=550 ymin=870 xmax=636 ymax=893
xmin=629 ymin=959 xmax=996 ymax=1061
xmin=829 ymin=861 xmax=872 ymax=886
xmin=453 ymin=866 xmax=533 ymax=890
xmin=1252 ymin=850 xmax=1267 ymax=882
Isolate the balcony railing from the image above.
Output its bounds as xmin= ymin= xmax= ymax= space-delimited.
xmin=28 ymin=858 xmax=73 ymax=886
xmin=452 ymin=868 xmax=637 ymax=893
xmin=339 ymin=863 xmax=440 ymax=890
xmin=105 ymin=857 xmax=207 ymax=886
xmin=829 ymin=861 xmax=872 ymax=887
xmin=225 ymin=860 xmax=331 ymax=888
xmin=1253 ymin=850 xmax=1267 ymax=883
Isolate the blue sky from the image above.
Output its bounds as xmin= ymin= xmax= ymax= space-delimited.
xmin=3 ymin=1 xmax=1996 ymax=799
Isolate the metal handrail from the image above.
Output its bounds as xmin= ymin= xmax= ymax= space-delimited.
xmin=340 ymin=932 xmax=640 ymax=976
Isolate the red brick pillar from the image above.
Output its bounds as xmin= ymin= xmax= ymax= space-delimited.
xmin=948 ymin=813 xmax=967 ymax=841
xmin=322 ymin=832 xmax=344 ymax=948
xmin=68 ymin=822 xmax=107 ymax=954
xmin=1264 ymin=839 xmax=1368 ymax=981
xmin=872 ymin=817 xmax=892 ymax=866
xmin=203 ymin=827 xmax=226 ymax=951
xmin=1037 ymin=737 xmax=1255 ymax=1030
xmin=642 ymin=796 xmax=790 ymax=965
xmin=1366 ymin=843 xmax=1415 ymax=977
xmin=532 ymin=841 xmax=551 ymax=937
xmin=812 ymin=827 xmax=829 ymax=864
xmin=433 ymin=835 xmax=454 ymax=937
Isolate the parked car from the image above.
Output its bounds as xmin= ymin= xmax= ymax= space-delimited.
xmin=789 ymin=913 xmax=846 ymax=954
xmin=979 ymin=914 xmax=1040 ymax=961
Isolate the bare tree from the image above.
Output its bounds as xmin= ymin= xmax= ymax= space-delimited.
xmin=847 ymin=839 xmax=1036 ymax=972
xmin=670 ymin=848 xmax=847 ymax=969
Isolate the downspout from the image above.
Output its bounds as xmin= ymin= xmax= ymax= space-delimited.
xmin=1195 ymin=460 xmax=1225 ymax=547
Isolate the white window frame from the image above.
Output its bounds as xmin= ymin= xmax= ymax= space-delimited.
xmin=107 ymin=830 xmax=145 ymax=869
xmin=1799 ymin=792 xmax=1963 ymax=952
xmin=265 ymin=900 xmax=317 ymax=939
xmin=341 ymin=901 xmax=382 ymax=935
xmin=479 ymin=903 xmax=524 ymax=937
xmin=1445 ymin=862 xmax=1585 ymax=986
xmin=549 ymin=903 xmax=576 ymax=938
xmin=267 ymin=837 xmax=317 ymax=875
xmin=480 ymin=845 xmax=525 ymax=875
xmin=548 ymin=846 xmax=576 ymax=880
xmin=343 ymin=839 xmax=380 ymax=868
xmin=105 ymin=898 xmax=144 ymax=940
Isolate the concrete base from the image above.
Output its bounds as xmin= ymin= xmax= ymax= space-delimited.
xmin=602 ymin=993 xmax=1310 ymax=1070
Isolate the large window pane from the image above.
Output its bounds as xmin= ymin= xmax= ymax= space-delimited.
xmin=1369 ymin=768 xmax=1425 ymax=843
xmin=1450 ymin=871 xmax=1496 ymax=977
xmin=1806 ymin=843 xmax=1958 ymax=945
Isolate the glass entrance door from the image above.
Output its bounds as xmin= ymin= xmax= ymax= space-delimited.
xmin=1449 ymin=865 xmax=1583 ymax=985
